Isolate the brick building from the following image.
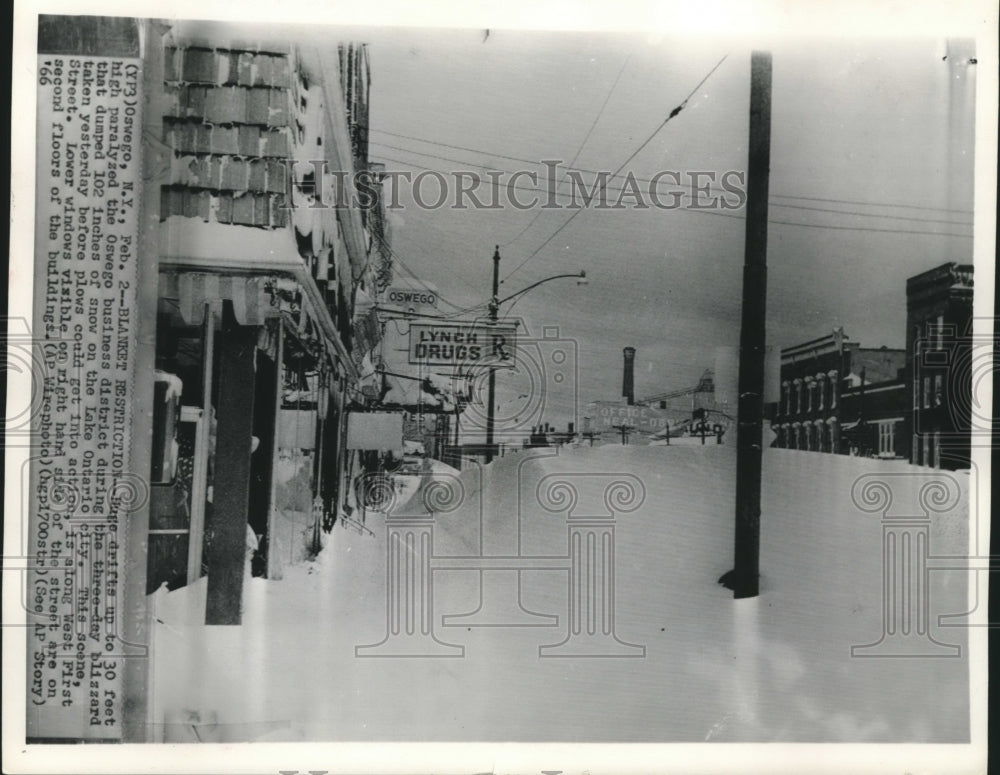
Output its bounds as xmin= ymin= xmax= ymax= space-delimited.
xmin=772 ymin=330 xmax=906 ymax=455
xmin=771 ymin=262 xmax=974 ymax=469
xmin=906 ymin=262 xmax=974 ymax=469
xmin=838 ymin=347 xmax=909 ymax=459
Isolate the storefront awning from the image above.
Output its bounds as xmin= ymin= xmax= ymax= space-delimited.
xmin=159 ymin=267 xmax=359 ymax=383
xmin=159 ymin=271 xmax=280 ymax=326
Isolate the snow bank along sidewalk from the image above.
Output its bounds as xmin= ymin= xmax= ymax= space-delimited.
xmin=148 ymin=443 xmax=971 ymax=742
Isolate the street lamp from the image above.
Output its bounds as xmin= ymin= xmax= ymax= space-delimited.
xmin=484 ymin=246 xmax=587 ymax=463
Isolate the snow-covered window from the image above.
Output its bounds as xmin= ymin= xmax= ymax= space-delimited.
xmin=933 ymin=375 xmax=943 ymax=407
xmin=877 ymin=421 xmax=895 ymax=457
xmin=806 ymin=380 xmax=814 ymax=413
xmin=817 ymin=375 xmax=825 ymax=411
xmin=923 ymin=377 xmax=931 ymax=409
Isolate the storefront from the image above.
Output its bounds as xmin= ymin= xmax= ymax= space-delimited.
xmin=149 ymin=268 xmax=352 ymax=622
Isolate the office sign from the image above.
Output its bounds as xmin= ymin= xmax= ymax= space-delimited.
xmin=587 ymin=402 xmax=672 ymax=433
xmin=409 ymin=322 xmax=517 ymax=368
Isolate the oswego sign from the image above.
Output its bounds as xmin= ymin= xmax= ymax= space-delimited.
xmin=385 ymin=287 xmax=438 ymax=308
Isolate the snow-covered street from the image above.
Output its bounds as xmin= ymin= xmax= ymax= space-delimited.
xmin=149 ymin=443 xmax=970 ymax=743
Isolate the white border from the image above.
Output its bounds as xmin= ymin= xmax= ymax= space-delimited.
xmin=6 ymin=1 xmax=995 ymax=773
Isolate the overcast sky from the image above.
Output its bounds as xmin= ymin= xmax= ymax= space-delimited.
xmin=350 ymin=29 xmax=976 ymax=432
xmin=33 ymin=11 xmax=977 ymax=436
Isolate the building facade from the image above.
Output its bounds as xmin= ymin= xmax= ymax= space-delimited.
xmin=772 ymin=262 xmax=974 ymax=469
xmin=147 ymin=24 xmax=389 ymax=619
xmin=26 ymin=16 xmax=397 ymax=742
xmin=905 ymin=262 xmax=974 ymax=469
xmin=772 ymin=330 xmax=906 ymax=456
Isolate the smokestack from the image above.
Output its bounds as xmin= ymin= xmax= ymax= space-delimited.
xmin=622 ymin=347 xmax=636 ymax=405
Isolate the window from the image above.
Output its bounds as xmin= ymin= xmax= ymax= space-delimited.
xmin=817 ymin=377 xmax=825 ymax=411
xmin=936 ymin=314 xmax=944 ymax=349
xmin=933 ymin=374 xmax=943 ymax=407
xmin=923 ymin=377 xmax=931 ymax=409
xmin=877 ymin=421 xmax=896 ymax=457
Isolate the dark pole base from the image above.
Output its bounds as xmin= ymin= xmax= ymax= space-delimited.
xmin=718 ymin=569 xmax=759 ymax=598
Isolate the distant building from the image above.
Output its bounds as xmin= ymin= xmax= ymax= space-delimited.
xmin=905 ymin=262 xmax=974 ymax=469
xmin=772 ymin=330 xmax=906 ymax=455
xmin=638 ymin=368 xmax=727 ymax=435
xmin=838 ymin=347 xmax=909 ymax=459
xmin=772 ymin=261 xmax=974 ymax=469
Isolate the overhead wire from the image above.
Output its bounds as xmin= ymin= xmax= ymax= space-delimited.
xmin=501 ymin=51 xmax=728 ymax=283
xmin=369 ymin=132 xmax=974 ymax=216
xmin=372 ymin=149 xmax=973 ymax=228
xmin=500 ymin=52 xmax=633 ymax=248
xmin=370 ymin=151 xmax=973 ymax=239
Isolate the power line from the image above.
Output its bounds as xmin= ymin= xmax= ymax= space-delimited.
xmin=502 ymin=52 xmax=732 ymax=283
xmin=374 ymin=152 xmax=972 ymax=239
xmin=770 ymin=201 xmax=972 ymax=226
xmin=371 ymin=231 xmax=497 ymax=319
xmin=370 ymin=230 xmax=469 ymax=311
xmin=770 ymin=192 xmax=972 ymax=214
xmin=678 ymin=205 xmax=973 ymax=238
xmin=501 ymin=53 xmax=633 ymax=248
xmin=369 ymin=132 xmax=974 ymax=217
xmin=372 ymin=149 xmax=973 ymax=228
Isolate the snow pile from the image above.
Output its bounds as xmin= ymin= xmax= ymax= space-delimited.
xmin=150 ymin=444 xmax=970 ymax=743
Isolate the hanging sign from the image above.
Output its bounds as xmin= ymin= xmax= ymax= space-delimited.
xmin=346 ymin=412 xmax=404 ymax=450
xmin=408 ymin=321 xmax=517 ymax=368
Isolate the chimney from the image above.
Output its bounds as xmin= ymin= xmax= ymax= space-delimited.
xmin=622 ymin=347 xmax=636 ymax=405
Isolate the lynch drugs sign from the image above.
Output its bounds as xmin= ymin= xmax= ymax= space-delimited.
xmin=409 ymin=322 xmax=517 ymax=368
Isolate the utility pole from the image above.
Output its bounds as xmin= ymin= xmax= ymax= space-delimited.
xmin=725 ymin=50 xmax=772 ymax=599
xmin=485 ymin=246 xmax=501 ymax=463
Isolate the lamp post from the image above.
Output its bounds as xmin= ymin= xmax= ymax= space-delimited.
xmin=483 ymin=246 xmax=587 ymax=463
